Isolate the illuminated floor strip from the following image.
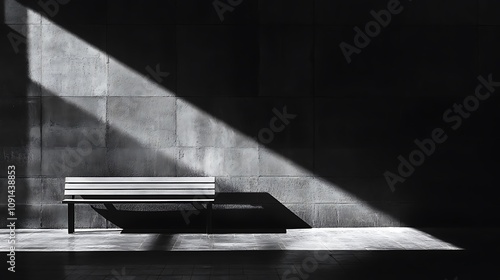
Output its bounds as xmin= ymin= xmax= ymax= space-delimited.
xmin=0 ymin=228 xmax=462 ymax=251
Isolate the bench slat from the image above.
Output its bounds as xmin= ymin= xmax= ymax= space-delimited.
xmin=62 ymin=199 xmax=214 ymax=203
xmin=65 ymin=189 xmax=215 ymax=195
xmin=65 ymin=177 xmax=215 ymax=183
xmin=65 ymin=184 xmax=215 ymax=190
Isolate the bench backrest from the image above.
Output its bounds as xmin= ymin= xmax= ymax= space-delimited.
xmin=64 ymin=177 xmax=215 ymax=200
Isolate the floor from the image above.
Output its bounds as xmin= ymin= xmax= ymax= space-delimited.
xmin=1 ymin=228 xmax=498 ymax=280
xmin=0 ymin=228 xmax=462 ymax=251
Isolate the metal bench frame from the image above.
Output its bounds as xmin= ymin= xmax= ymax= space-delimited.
xmin=62 ymin=177 xmax=215 ymax=234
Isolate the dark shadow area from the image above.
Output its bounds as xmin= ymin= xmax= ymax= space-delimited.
xmin=0 ymin=1 xmax=38 ymax=230
xmin=94 ymin=192 xmax=310 ymax=234
xmin=7 ymin=249 xmax=499 ymax=280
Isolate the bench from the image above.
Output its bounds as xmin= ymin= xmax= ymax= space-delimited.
xmin=62 ymin=177 xmax=215 ymax=234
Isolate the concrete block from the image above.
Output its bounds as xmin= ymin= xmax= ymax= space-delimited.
xmin=178 ymin=148 xmax=258 ymax=177
xmin=375 ymin=205 xmax=401 ymax=227
xmin=314 ymin=204 xmax=338 ymax=227
xmin=259 ymin=26 xmax=313 ymax=96
xmin=177 ymin=25 xmax=258 ymax=96
xmin=39 ymin=0 xmax=106 ymax=25
xmin=107 ymin=25 xmax=176 ymax=96
xmin=42 ymin=56 xmax=107 ymax=97
xmin=176 ymin=0 xmax=258 ymax=24
xmin=42 ymin=147 xmax=107 ymax=177
xmin=75 ymin=204 xmax=107 ymax=228
xmin=41 ymin=178 xmax=64 ymax=204
xmin=41 ymin=24 xmax=107 ymax=96
xmin=259 ymin=148 xmax=313 ymax=176
xmin=178 ymin=148 xmax=223 ymax=176
xmin=314 ymin=148 xmax=394 ymax=177
xmin=108 ymin=59 xmax=174 ymax=97
xmin=0 ymin=146 xmax=41 ymax=177
xmin=314 ymin=177 xmax=393 ymax=204
xmin=176 ymin=98 xmax=257 ymax=148
xmin=215 ymin=176 xmax=258 ymax=193
xmin=107 ymin=0 xmax=175 ymax=24
xmin=106 ymin=148 xmax=178 ymax=176
xmin=259 ymin=0 xmax=313 ymax=24
xmin=337 ymin=204 xmax=379 ymax=227
xmin=284 ymin=203 xmax=315 ymax=227
xmin=107 ymin=97 xmax=176 ymax=148
xmin=3 ymin=0 xmax=42 ymax=24
xmin=42 ymin=96 xmax=106 ymax=148
xmin=257 ymin=177 xmax=315 ymax=203
xmin=225 ymin=148 xmax=259 ymax=176
xmin=0 ymin=204 xmax=41 ymax=228
xmin=313 ymin=178 xmax=362 ymax=204
xmin=43 ymin=127 xmax=106 ymax=149
xmin=42 ymin=96 xmax=106 ymax=127
xmin=1 ymin=24 xmax=42 ymax=96
xmin=0 ymin=98 xmax=41 ymax=147
xmin=41 ymin=204 xmax=67 ymax=228
xmin=0 ymin=177 xmax=41 ymax=205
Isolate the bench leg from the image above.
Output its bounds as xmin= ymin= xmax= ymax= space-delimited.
xmin=68 ymin=203 xmax=75 ymax=234
xmin=206 ymin=202 xmax=212 ymax=234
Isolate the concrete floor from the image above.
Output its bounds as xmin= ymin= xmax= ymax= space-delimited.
xmin=0 ymin=227 xmax=461 ymax=252
xmin=1 ymin=228 xmax=498 ymax=280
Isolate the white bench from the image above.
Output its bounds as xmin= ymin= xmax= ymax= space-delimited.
xmin=62 ymin=177 xmax=215 ymax=233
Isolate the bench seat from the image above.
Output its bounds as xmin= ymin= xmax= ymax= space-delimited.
xmin=62 ymin=177 xmax=215 ymax=233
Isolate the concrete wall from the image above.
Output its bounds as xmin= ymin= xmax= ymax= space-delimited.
xmin=1 ymin=0 xmax=500 ymax=229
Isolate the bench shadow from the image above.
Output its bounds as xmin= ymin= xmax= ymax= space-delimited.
xmin=92 ymin=192 xmax=310 ymax=234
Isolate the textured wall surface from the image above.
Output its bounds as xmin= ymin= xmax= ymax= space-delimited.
xmin=1 ymin=0 xmax=499 ymax=229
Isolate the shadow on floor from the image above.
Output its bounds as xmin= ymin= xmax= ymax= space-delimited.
xmin=9 ymin=250 xmax=497 ymax=280
xmin=92 ymin=192 xmax=311 ymax=234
